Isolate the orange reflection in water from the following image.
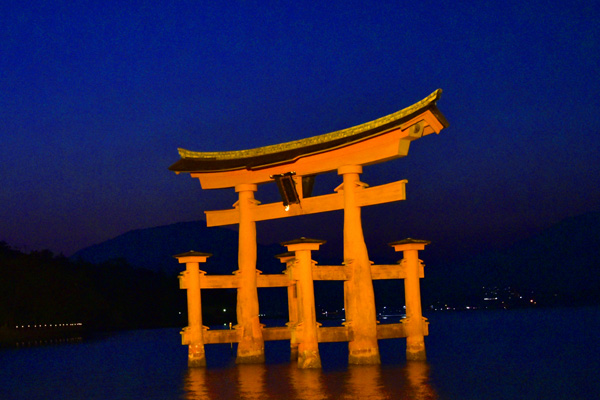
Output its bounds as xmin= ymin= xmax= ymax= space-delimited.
xmin=182 ymin=360 xmax=438 ymax=399
xmin=236 ymin=364 xmax=267 ymax=399
xmin=402 ymin=361 xmax=438 ymax=400
xmin=346 ymin=362 xmax=438 ymax=400
xmin=183 ymin=368 xmax=211 ymax=400
xmin=183 ymin=364 xmax=267 ymax=400
xmin=343 ymin=365 xmax=387 ymax=398
xmin=289 ymin=365 xmax=329 ymax=399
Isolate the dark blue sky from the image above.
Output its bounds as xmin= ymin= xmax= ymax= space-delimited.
xmin=1 ymin=1 xmax=598 ymax=258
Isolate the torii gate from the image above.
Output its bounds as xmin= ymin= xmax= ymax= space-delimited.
xmin=170 ymin=89 xmax=448 ymax=368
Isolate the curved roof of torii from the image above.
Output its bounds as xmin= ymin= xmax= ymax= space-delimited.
xmin=169 ymin=89 xmax=448 ymax=174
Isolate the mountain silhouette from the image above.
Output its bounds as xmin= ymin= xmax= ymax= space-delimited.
xmin=72 ymin=212 xmax=600 ymax=308
xmin=71 ymin=221 xmax=285 ymax=276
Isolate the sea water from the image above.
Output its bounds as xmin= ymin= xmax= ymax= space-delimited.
xmin=1 ymin=306 xmax=598 ymax=399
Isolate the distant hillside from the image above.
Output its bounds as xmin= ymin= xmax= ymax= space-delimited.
xmin=71 ymin=221 xmax=285 ymax=276
xmin=72 ymin=212 xmax=600 ymax=308
xmin=421 ymin=211 xmax=600 ymax=307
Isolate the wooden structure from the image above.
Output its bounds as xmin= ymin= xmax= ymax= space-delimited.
xmin=170 ymin=89 xmax=448 ymax=367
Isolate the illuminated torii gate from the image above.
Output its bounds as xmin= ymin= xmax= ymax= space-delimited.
xmin=170 ymin=89 xmax=448 ymax=367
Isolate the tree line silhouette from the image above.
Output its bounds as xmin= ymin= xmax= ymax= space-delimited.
xmin=0 ymin=241 xmax=235 ymax=336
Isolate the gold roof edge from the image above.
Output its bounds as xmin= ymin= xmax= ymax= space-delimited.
xmin=178 ymin=89 xmax=443 ymax=161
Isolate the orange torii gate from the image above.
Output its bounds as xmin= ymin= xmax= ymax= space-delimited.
xmin=170 ymin=90 xmax=448 ymax=368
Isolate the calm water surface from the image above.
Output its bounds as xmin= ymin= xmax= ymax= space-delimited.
xmin=1 ymin=306 xmax=599 ymax=399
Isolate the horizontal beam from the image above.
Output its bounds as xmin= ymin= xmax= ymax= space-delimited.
xmin=201 ymin=322 xmax=427 ymax=345
xmin=197 ymin=274 xmax=291 ymax=289
xmin=204 ymin=326 xmax=293 ymax=344
xmin=376 ymin=323 xmax=407 ymax=339
xmin=312 ymin=265 xmax=349 ymax=281
xmin=262 ymin=326 xmax=291 ymax=341
xmin=378 ymin=320 xmax=429 ymax=338
xmin=202 ymin=326 xmax=353 ymax=344
xmin=200 ymin=275 xmax=238 ymax=289
xmin=317 ymin=326 xmax=353 ymax=342
xmin=205 ymin=179 xmax=407 ymax=227
xmin=203 ymin=328 xmax=238 ymax=344
xmin=257 ymin=274 xmax=290 ymax=287
xmin=371 ymin=264 xmax=405 ymax=280
xmin=356 ymin=179 xmax=407 ymax=208
xmin=189 ymin=263 xmax=419 ymax=289
xmin=311 ymin=264 xmax=419 ymax=281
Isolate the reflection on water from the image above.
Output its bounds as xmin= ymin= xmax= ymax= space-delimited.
xmin=183 ymin=368 xmax=209 ymax=399
xmin=237 ymin=364 xmax=267 ymax=399
xmin=289 ymin=366 xmax=327 ymax=399
xmin=3 ymin=308 xmax=598 ymax=399
xmin=182 ymin=359 xmax=437 ymax=399
xmin=343 ymin=365 xmax=388 ymax=398
xmin=402 ymin=361 xmax=438 ymax=400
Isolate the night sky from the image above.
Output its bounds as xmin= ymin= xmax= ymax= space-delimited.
xmin=1 ymin=1 xmax=598 ymax=260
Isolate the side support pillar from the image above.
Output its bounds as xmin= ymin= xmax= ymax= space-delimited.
xmin=390 ymin=238 xmax=430 ymax=361
xmin=276 ymin=252 xmax=299 ymax=361
xmin=338 ymin=165 xmax=380 ymax=364
xmin=175 ymin=251 xmax=212 ymax=367
xmin=235 ymin=183 xmax=265 ymax=363
xmin=282 ymin=238 xmax=325 ymax=368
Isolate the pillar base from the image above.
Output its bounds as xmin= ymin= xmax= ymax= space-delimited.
xmin=236 ymin=347 xmax=265 ymax=364
xmin=406 ymin=336 xmax=426 ymax=361
xmin=348 ymin=347 xmax=381 ymax=365
xmin=406 ymin=350 xmax=427 ymax=361
xmin=188 ymin=344 xmax=206 ymax=367
xmin=298 ymin=350 xmax=322 ymax=369
xmin=236 ymin=354 xmax=265 ymax=364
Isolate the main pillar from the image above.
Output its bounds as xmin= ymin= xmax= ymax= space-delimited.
xmin=282 ymin=238 xmax=325 ymax=368
xmin=338 ymin=165 xmax=380 ymax=364
xmin=235 ymin=183 xmax=265 ymax=363
xmin=390 ymin=238 xmax=430 ymax=361
xmin=175 ymin=251 xmax=211 ymax=367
